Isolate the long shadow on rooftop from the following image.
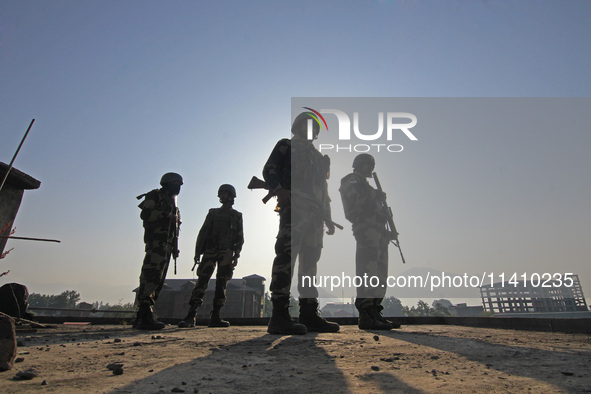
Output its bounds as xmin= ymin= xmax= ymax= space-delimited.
xmin=377 ymin=328 xmax=591 ymax=392
xmin=109 ymin=330 xmax=419 ymax=393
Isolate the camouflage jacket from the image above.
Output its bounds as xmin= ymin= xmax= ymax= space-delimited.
xmin=195 ymin=207 xmax=244 ymax=258
xmin=138 ymin=189 xmax=180 ymax=244
xmin=339 ymin=172 xmax=387 ymax=233
xmin=263 ymin=137 xmax=332 ymax=217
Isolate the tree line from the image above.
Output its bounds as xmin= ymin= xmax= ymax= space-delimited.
xmin=28 ymin=290 xmax=134 ymax=312
xmin=261 ymin=294 xmax=453 ymax=317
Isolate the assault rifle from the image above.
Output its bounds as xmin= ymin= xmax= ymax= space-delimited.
xmin=169 ymin=196 xmax=180 ymax=275
xmin=136 ymin=191 xmax=179 ymax=274
xmin=247 ymin=176 xmax=275 ymax=204
xmin=247 ymin=176 xmax=343 ymax=230
xmin=372 ymin=171 xmax=406 ymax=264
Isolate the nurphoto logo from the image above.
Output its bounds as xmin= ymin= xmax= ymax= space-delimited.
xmin=304 ymin=107 xmax=418 ymax=153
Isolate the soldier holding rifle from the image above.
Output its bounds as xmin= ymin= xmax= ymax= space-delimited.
xmin=134 ymin=172 xmax=182 ymax=330
xmin=259 ymin=111 xmax=340 ymax=335
xmin=339 ymin=154 xmax=402 ymax=330
xmin=177 ymin=184 xmax=244 ymax=329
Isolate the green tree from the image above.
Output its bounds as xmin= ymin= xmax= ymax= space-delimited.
xmin=382 ymin=296 xmax=404 ymax=316
xmin=28 ymin=290 xmax=81 ymax=308
xmin=432 ymin=299 xmax=452 ymax=309
xmin=54 ymin=290 xmax=80 ymax=308
xmin=402 ymin=299 xmax=450 ymax=317
xmin=28 ymin=293 xmax=51 ymax=307
xmin=431 ymin=301 xmax=451 ymax=317
xmin=96 ymin=301 xmax=135 ymax=318
xmin=416 ymin=300 xmax=431 ymax=316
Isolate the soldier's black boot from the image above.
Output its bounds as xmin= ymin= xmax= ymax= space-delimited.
xmin=208 ymin=305 xmax=230 ymax=328
xmin=178 ymin=304 xmax=197 ymax=328
xmin=132 ymin=310 xmax=140 ymax=329
xmin=298 ymin=299 xmax=339 ymax=333
xmin=135 ymin=304 xmax=166 ymax=330
xmin=267 ymin=298 xmax=307 ymax=335
xmin=358 ymin=308 xmax=392 ymax=330
xmin=372 ymin=303 xmax=400 ymax=329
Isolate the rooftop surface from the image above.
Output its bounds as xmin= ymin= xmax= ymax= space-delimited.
xmin=2 ymin=323 xmax=590 ymax=393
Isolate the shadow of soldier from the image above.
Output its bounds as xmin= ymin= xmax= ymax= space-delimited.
xmin=375 ymin=328 xmax=591 ymax=392
xmin=109 ymin=330 xmax=418 ymax=393
xmin=109 ymin=332 xmax=348 ymax=393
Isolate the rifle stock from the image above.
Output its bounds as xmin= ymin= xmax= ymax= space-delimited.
xmin=372 ymin=172 xmax=406 ymax=264
xmin=248 ymin=176 xmax=343 ymax=230
xmin=247 ymin=176 xmax=274 ymax=203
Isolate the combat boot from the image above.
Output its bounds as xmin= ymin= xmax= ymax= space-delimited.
xmin=178 ymin=304 xmax=197 ymax=328
xmin=135 ymin=304 xmax=166 ymax=330
xmin=358 ymin=308 xmax=392 ymax=330
xmin=372 ymin=304 xmax=400 ymax=329
xmin=298 ymin=299 xmax=339 ymax=333
xmin=132 ymin=311 xmax=140 ymax=329
xmin=267 ymin=299 xmax=307 ymax=335
xmin=208 ymin=306 xmax=230 ymax=328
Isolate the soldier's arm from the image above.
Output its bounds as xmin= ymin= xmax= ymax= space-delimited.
xmin=140 ymin=190 xmax=169 ymax=224
xmin=340 ymin=176 xmax=371 ymax=223
xmin=263 ymin=139 xmax=289 ymax=192
xmin=195 ymin=210 xmax=214 ymax=258
xmin=322 ymin=179 xmax=336 ymax=235
xmin=234 ymin=212 xmax=244 ymax=258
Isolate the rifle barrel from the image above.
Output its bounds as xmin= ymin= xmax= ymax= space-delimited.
xmin=0 ymin=119 xmax=35 ymax=194
xmin=372 ymin=171 xmax=405 ymax=264
xmin=0 ymin=236 xmax=60 ymax=243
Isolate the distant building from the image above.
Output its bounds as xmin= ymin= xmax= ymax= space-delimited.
xmin=448 ymin=303 xmax=484 ymax=317
xmin=142 ymin=274 xmax=266 ymax=319
xmin=0 ymin=162 xmax=41 ymax=257
xmin=73 ymin=302 xmax=94 ymax=318
xmin=480 ymin=274 xmax=588 ymax=314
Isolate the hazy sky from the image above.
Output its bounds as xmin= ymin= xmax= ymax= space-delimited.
xmin=1 ymin=1 xmax=590 ymax=307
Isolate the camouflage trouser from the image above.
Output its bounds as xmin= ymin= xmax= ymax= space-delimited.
xmin=353 ymin=225 xmax=389 ymax=311
xmin=270 ymin=205 xmax=323 ymax=302
xmin=137 ymin=240 xmax=172 ymax=306
xmin=188 ymin=250 xmax=235 ymax=307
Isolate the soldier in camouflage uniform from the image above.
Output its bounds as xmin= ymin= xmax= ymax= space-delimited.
xmin=339 ymin=154 xmax=400 ymax=330
xmin=178 ymin=184 xmax=244 ymax=328
xmin=135 ymin=172 xmax=182 ymax=330
xmin=264 ymin=111 xmax=340 ymax=335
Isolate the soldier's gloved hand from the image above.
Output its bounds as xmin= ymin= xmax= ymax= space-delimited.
xmin=191 ymin=256 xmax=200 ymax=271
xmin=376 ymin=190 xmax=387 ymax=201
xmin=275 ymin=187 xmax=291 ymax=207
xmin=172 ymin=249 xmax=180 ymax=259
xmin=325 ymin=221 xmax=335 ymax=235
xmin=231 ymin=256 xmax=239 ymax=268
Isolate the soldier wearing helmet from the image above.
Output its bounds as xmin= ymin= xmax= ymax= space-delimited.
xmin=340 ymin=154 xmax=401 ymax=330
xmin=134 ymin=172 xmax=183 ymax=330
xmin=262 ymin=111 xmax=339 ymax=335
xmin=178 ymin=184 xmax=244 ymax=328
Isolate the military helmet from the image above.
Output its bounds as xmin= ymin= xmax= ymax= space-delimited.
xmin=352 ymin=153 xmax=375 ymax=169
xmin=291 ymin=111 xmax=321 ymax=138
xmin=218 ymin=184 xmax=236 ymax=198
xmin=160 ymin=172 xmax=183 ymax=186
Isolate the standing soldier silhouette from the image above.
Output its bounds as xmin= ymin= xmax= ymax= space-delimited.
xmin=135 ymin=172 xmax=182 ymax=330
xmin=340 ymin=154 xmax=401 ymax=330
xmin=178 ymin=184 xmax=244 ymax=328
xmin=264 ymin=111 xmax=340 ymax=335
